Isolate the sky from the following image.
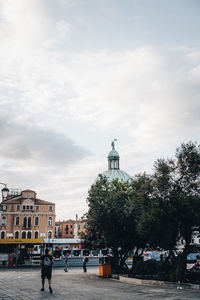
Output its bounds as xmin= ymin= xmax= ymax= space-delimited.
xmin=0 ymin=0 xmax=199 ymax=220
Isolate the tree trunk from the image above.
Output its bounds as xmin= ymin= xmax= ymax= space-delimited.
xmin=176 ymin=244 xmax=190 ymax=283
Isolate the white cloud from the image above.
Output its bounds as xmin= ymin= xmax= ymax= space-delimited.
xmin=0 ymin=0 xmax=199 ymax=219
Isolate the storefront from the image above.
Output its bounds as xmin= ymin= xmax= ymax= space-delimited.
xmin=0 ymin=238 xmax=44 ymax=267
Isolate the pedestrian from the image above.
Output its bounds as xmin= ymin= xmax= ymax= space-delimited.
xmin=64 ymin=253 xmax=69 ymax=272
xmin=40 ymin=248 xmax=53 ymax=293
xmin=82 ymin=255 xmax=88 ymax=272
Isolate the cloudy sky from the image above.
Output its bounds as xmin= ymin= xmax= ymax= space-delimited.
xmin=0 ymin=0 xmax=199 ymax=220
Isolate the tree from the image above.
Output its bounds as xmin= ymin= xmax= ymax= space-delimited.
xmin=85 ymin=175 xmax=136 ymax=272
xmin=151 ymin=142 xmax=200 ymax=282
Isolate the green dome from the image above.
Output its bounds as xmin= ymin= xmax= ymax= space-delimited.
xmin=108 ymin=150 xmax=119 ymax=159
xmin=95 ymin=140 xmax=131 ymax=183
xmin=101 ymin=169 xmax=131 ymax=183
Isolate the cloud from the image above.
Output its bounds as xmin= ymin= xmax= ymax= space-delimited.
xmin=0 ymin=117 xmax=89 ymax=168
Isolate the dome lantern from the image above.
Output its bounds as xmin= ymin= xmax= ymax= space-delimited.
xmin=108 ymin=139 xmax=120 ymax=170
xmin=95 ymin=140 xmax=131 ymax=183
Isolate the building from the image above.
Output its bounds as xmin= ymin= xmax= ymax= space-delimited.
xmin=55 ymin=219 xmax=75 ymax=238
xmin=55 ymin=215 xmax=86 ymax=239
xmin=96 ymin=140 xmax=131 ymax=182
xmin=74 ymin=214 xmax=87 ymax=239
xmin=0 ymin=189 xmax=55 ymax=240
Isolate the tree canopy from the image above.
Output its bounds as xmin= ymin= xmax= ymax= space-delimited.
xmin=83 ymin=142 xmax=200 ymax=279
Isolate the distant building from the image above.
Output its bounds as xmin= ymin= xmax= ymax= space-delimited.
xmin=55 ymin=219 xmax=75 ymax=238
xmin=55 ymin=215 xmax=86 ymax=239
xmin=0 ymin=189 xmax=55 ymax=240
xmin=74 ymin=214 xmax=87 ymax=239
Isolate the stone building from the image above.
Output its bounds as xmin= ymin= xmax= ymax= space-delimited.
xmin=55 ymin=215 xmax=86 ymax=239
xmin=55 ymin=219 xmax=75 ymax=238
xmin=0 ymin=189 xmax=55 ymax=240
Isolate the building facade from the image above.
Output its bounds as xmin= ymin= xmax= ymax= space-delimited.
xmin=0 ymin=189 xmax=55 ymax=240
xmin=55 ymin=215 xmax=86 ymax=239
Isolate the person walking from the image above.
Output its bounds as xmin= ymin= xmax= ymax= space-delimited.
xmin=82 ymin=255 xmax=88 ymax=273
xmin=64 ymin=253 xmax=69 ymax=272
xmin=40 ymin=248 xmax=53 ymax=293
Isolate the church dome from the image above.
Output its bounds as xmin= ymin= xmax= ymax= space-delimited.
xmin=101 ymin=169 xmax=131 ymax=183
xmin=108 ymin=149 xmax=119 ymax=159
xmin=96 ymin=140 xmax=131 ymax=183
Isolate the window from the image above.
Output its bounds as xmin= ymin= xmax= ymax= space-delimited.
xmin=27 ymin=231 xmax=31 ymax=239
xmin=34 ymin=231 xmax=39 ymax=239
xmin=16 ymin=216 xmax=20 ymax=226
xmin=16 ymin=205 xmax=20 ymax=210
xmin=22 ymin=205 xmax=34 ymax=211
xmin=2 ymin=216 xmax=6 ymax=226
xmin=70 ymin=225 xmax=72 ymax=228
xmin=2 ymin=205 xmax=7 ymax=211
xmin=28 ymin=217 xmax=31 ymax=228
xmin=35 ymin=216 xmax=39 ymax=226
xmin=36 ymin=205 xmax=39 ymax=211
xmin=48 ymin=231 xmax=52 ymax=238
xmin=49 ymin=205 xmax=53 ymax=211
xmin=23 ymin=217 xmax=27 ymax=228
xmin=15 ymin=231 xmax=19 ymax=239
xmin=66 ymin=225 xmax=68 ymax=234
xmin=22 ymin=231 xmax=26 ymax=239
xmin=70 ymin=231 xmax=73 ymax=235
xmin=48 ymin=217 xmax=53 ymax=227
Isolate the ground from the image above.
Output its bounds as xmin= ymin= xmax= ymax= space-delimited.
xmin=0 ymin=266 xmax=200 ymax=300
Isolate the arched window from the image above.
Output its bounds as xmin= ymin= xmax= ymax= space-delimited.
xmin=1 ymin=231 xmax=5 ymax=239
xmin=34 ymin=231 xmax=39 ymax=239
xmin=48 ymin=231 xmax=52 ymax=238
xmin=35 ymin=216 xmax=39 ymax=226
xmin=15 ymin=231 xmax=19 ymax=239
xmin=16 ymin=216 xmax=20 ymax=226
xmin=2 ymin=216 xmax=6 ymax=226
xmin=22 ymin=231 xmax=26 ymax=239
xmin=48 ymin=217 xmax=53 ymax=227
xmin=23 ymin=217 xmax=27 ymax=228
xmin=27 ymin=231 xmax=31 ymax=239
xmin=28 ymin=217 xmax=31 ymax=228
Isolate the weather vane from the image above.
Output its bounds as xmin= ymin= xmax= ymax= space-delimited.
xmin=111 ymin=139 xmax=117 ymax=150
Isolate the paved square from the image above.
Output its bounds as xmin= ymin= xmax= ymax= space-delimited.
xmin=0 ymin=267 xmax=200 ymax=299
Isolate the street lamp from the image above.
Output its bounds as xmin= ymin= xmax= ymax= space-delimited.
xmin=0 ymin=183 xmax=9 ymax=201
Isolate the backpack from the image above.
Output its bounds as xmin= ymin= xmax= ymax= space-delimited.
xmin=43 ymin=256 xmax=51 ymax=266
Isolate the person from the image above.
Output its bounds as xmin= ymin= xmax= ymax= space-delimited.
xmin=191 ymin=255 xmax=200 ymax=270
xmin=82 ymin=255 xmax=88 ymax=273
xmin=64 ymin=253 xmax=69 ymax=272
xmin=40 ymin=248 xmax=53 ymax=293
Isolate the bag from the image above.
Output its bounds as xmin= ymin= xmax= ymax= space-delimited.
xmin=44 ymin=256 xmax=51 ymax=266
xmin=85 ymin=257 xmax=88 ymax=263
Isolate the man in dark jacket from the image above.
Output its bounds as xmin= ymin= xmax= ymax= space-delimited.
xmin=40 ymin=248 xmax=53 ymax=293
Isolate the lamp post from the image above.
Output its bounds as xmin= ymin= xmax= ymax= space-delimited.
xmin=0 ymin=182 xmax=9 ymax=201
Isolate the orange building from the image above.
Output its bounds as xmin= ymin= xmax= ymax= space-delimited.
xmin=0 ymin=189 xmax=55 ymax=240
xmin=55 ymin=219 xmax=75 ymax=238
xmin=55 ymin=215 xmax=86 ymax=239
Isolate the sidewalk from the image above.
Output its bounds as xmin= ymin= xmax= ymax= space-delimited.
xmin=0 ymin=267 xmax=200 ymax=299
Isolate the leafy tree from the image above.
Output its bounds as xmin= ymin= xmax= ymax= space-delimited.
xmin=85 ymin=175 xmax=136 ymax=272
xmin=151 ymin=142 xmax=200 ymax=282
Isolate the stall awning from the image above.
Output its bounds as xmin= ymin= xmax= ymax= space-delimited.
xmin=0 ymin=238 xmax=44 ymax=244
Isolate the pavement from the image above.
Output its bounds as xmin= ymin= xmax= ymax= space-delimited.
xmin=0 ymin=266 xmax=200 ymax=299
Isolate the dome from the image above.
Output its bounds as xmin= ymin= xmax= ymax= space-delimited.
xmin=108 ymin=150 xmax=119 ymax=159
xmin=102 ymin=169 xmax=131 ymax=183
xmin=96 ymin=140 xmax=131 ymax=183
